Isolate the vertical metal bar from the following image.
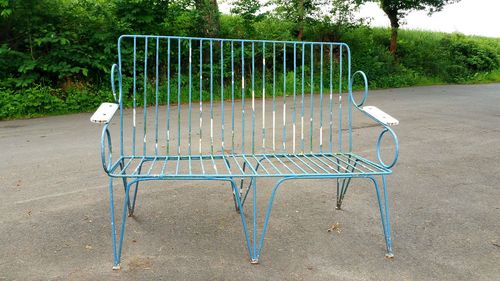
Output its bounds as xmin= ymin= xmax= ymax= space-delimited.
xmin=301 ymin=43 xmax=305 ymax=154
xmin=188 ymin=39 xmax=192 ymax=156
xmin=132 ymin=37 xmax=137 ymax=156
xmin=338 ymin=45 xmax=343 ymax=151
xmin=241 ymin=41 xmax=245 ymax=154
xmin=231 ymin=42 xmax=235 ymax=154
xmin=155 ymin=37 xmax=159 ymax=156
xmin=347 ymin=45 xmax=352 ymax=152
xmin=167 ymin=38 xmax=171 ymax=155
xmin=282 ymin=43 xmax=287 ymax=152
xmin=143 ymin=38 xmax=148 ymax=156
xmin=210 ymin=40 xmax=214 ymax=155
xmin=252 ymin=177 xmax=257 ymax=259
xmin=118 ymin=37 xmax=124 ymax=157
xmin=199 ymin=40 xmax=203 ymax=155
xmin=292 ymin=43 xmax=297 ymax=154
xmin=319 ymin=44 xmax=323 ymax=153
xmin=251 ymin=42 xmax=255 ymax=154
xmin=329 ymin=44 xmax=333 ymax=153
xmin=177 ymin=39 xmax=181 ymax=155
xmin=262 ymin=42 xmax=266 ymax=152
xmin=221 ymin=40 xmax=225 ymax=154
xmin=309 ymin=44 xmax=314 ymax=153
xmin=272 ymin=43 xmax=276 ymax=152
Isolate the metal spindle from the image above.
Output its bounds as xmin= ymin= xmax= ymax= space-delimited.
xmin=199 ymin=40 xmax=203 ymax=155
xmin=241 ymin=41 xmax=245 ymax=154
xmin=301 ymin=43 xmax=305 ymax=154
xmin=262 ymin=42 xmax=266 ymax=151
xmin=155 ymin=37 xmax=160 ymax=155
xmin=272 ymin=43 xmax=276 ymax=152
xmin=177 ymin=39 xmax=181 ymax=155
xmin=221 ymin=41 xmax=225 ymax=154
xmin=292 ymin=44 xmax=297 ymax=154
xmin=143 ymin=38 xmax=148 ymax=155
xmin=252 ymin=42 xmax=255 ymax=154
xmin=309 ymin=44 xmax=314 ymax=153
xmin=282 ymin=43 xmax=286 ymax=151
xmin=210 ymin=40 xmax=214 ymax=155
xmin=231 ymin=42 xmax=235 ymax=154
xmin=319 ymin=44 xmax=323 ymax=152
xmin=329 ymin=44 xmax=333 ymax=152
xmin=188 ymin=40 xmax=192 ymax=155
xmin=338 ymin=45 xmax=343 ymax=151
xmin=132 ymin=37 xmax=137 ymax=155
xmin=166 ymin=38 xmax=171 ymax=155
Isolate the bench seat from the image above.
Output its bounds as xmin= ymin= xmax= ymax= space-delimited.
xmin=109 ymin=153 xmax=391 ymax=178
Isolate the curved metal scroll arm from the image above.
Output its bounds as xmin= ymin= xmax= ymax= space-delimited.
xmin=101 ymin=123 xmax=113 ymax=174
xmin=376 ymin=127 xmax=399 ymax=169
xmin=349 ymin=70 xmax=399 ymax=169
xmin=110 ymin=63 xmax=119 ymax=103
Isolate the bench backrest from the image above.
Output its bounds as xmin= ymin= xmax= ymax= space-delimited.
xmin=114 ymin=35 xmax=357 ymax=157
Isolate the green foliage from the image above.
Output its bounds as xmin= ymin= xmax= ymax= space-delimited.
xmin=230 ymin=0 xmax=263 ymax=37
xmin=353 ymin=0 xmax=461 ymax=22
xmin=0 ymin=1 xmax=499 ymax=120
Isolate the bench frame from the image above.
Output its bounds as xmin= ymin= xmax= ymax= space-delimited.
xmin=97 ymin=35 xmax=399 ymax=269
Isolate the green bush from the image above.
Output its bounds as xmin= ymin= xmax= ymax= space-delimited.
xmin=0 ymin=86 xmax=64 ymax=118
xmin=1 ymin=2 xmax=499 ymax=120
xmin=0 ymin=85 xmax=114 ymax=119
xmin=441 ymin=34 xmax=499 ymax=82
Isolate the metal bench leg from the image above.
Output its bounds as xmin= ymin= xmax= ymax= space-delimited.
xmin=108 ymin=177 xmax=133 ymax=270
xmin=336 ymin=158 xmax=359 ymax=210
xmin=237 ymin=159 xmax=264 ymax=213
xmin=371 ymin=176 xmax=394 ymax=258
xmin=119 ymin=160 xmax=143 ymax=217
xmin=229 ymin=178 xmax=253 ymax=262
xmin=252 ymin=178 xmax=287 ymax=264
xmin=232 ymin=176 xmax=262 ymax=263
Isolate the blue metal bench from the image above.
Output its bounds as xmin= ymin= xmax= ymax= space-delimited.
xmin=94 ymin=35 xmax=399 ymax=270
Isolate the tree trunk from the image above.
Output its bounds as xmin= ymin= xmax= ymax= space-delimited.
xmin=388 ymin=16 xmax=398 ymax=55
xmin=195 ymin=0 xmax=220 ymax=38
xmin=297 ymin=0 xmax=304 ymax=41
xmin=380 ymin=1 xmax=399 ymax=56
xmin=297 ymin=26 xmax=303 ymax=41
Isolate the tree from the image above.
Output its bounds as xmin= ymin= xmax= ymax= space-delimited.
xmin=354 ymin=0 xmax=461 ymax=54
xmin=195 ymin=0 xmax=221 ymax=37
xmin=230 ymin=0 xmax=263 ymax=37
xmin=272 ymin=0 xmax=323 ymax=40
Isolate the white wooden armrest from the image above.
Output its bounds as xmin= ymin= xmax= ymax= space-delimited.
xmin=362 ymin=106 xmax=399 ymax=126
xmin=91 ymin=103 xmax=119 ymax=124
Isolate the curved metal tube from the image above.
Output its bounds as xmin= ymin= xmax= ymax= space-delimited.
xmin=101 ymin=124 xmax=113 ymax=174
xmin=110 ymin=63 xmax=119 ymax=102
xmin=349 ymin=70 xmax=399 ymax=169
xmin=376 ymin=127 xmax=399 ymax=169
xmin=349 ymin=70 xmax=368 ymax=107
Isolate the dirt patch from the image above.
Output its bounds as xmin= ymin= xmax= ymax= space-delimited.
xmin=126 ymin=256 xmax=153 ymax=271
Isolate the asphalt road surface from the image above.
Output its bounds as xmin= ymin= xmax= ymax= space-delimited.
xmin=1 ymin=84 xmax=499 ymax=280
